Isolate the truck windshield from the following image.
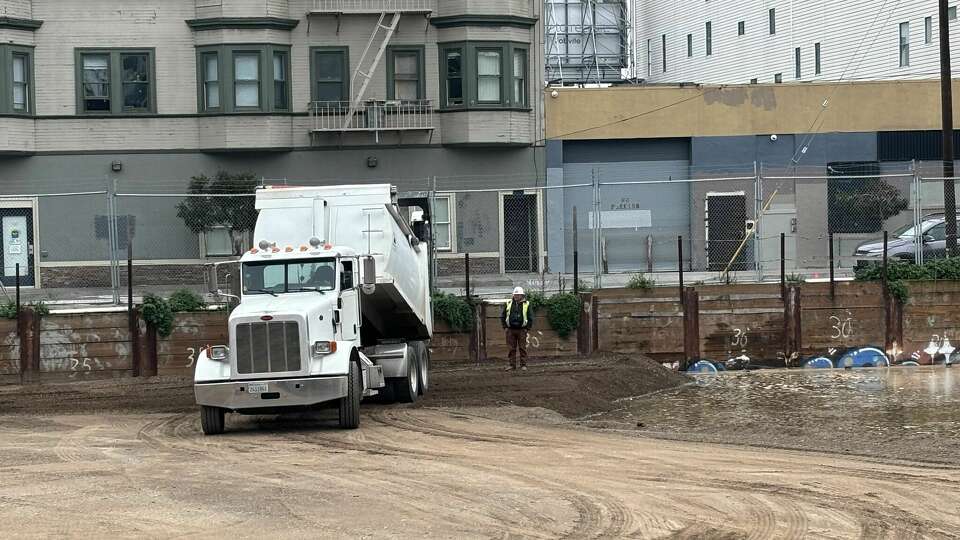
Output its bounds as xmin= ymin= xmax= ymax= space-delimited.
xmin=242 ymin=259 xmax=337 ymax=295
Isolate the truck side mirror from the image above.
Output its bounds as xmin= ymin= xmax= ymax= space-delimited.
xmin=412 ymin=220 xmax=428 ymax=242
xmin=362 ymin=257 xmax=376 ymax=286
xmin=206 ymin=265 xmax=219 ymax=294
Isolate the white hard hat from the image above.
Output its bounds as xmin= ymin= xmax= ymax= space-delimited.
xmin=512 ymin=287 xmax=525 ymax=296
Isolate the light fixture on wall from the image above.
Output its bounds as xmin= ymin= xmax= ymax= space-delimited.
xmin=367 ymin=156 xmax=378 ymax=168
xmin=111 ymin=160 xmax=123 ymax=172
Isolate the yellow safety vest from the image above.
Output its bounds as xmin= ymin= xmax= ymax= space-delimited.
xmin=505 ymin=300 xmax=529 ymax=328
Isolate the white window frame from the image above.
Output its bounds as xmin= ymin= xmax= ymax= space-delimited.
xmin=202 ymin=225 xmax=245 ymax=258
xmin=433 ymin=195 xmax=455 ymax=252
xmin=899 ymin=22 xmax=910 ymax=67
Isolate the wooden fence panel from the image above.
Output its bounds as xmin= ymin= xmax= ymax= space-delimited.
xmin=800 ymin=282 xmax=885 ymax=356
xmin=156 ymin=312 xmax=228 ymax=377
xmin=594 ymin=289 xmax=684 ymax=360
xmin=696 ymin=284 xmax=785 ymax=362
xmin=0 ymin=319 xmax=19 ymax=384
xmin=902 ymin=281 xmax=960 ymax=362
xmin=38 ymin=314 xmax=132 ymax=380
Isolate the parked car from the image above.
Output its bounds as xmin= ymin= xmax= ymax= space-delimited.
xmin=853 ymin=214 xmax=952 ymax=267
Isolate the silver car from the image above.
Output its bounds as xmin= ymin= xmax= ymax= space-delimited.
xmin=854 ymin=215 xmax=951 ymax=264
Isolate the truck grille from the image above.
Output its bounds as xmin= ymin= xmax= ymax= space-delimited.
xmin=235 ymin=321 xmax=302 ymax=374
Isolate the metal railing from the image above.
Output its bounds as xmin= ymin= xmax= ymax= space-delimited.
xmin=311 ymin=0 xmax=435 ymax=13
xmin=309 ymin=100 xmax=434 ymax=132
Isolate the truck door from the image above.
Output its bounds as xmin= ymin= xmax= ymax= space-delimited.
xmin=339 ymin=260 xmax=360 ymax=341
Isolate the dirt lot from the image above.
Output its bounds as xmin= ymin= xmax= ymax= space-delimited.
xmin=2 ymin=358 xmax=960 ymax=538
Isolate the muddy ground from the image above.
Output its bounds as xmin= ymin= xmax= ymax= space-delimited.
xmin=2 ymin=357 xmax=960 ymax=538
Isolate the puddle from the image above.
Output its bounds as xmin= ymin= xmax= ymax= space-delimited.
xmin=600 ymin=366 xmax=960 ymax=461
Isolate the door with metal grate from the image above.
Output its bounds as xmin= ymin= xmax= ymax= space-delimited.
xmin=503 ymin=193 xmax=539 ymax=273
xmin=0 ymin=208 xmax=34 ymax=287
xmin=706 ymin=193 xmax=750 ymax=272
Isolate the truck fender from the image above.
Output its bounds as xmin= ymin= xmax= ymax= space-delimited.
xmin=194 ymin=348 xmax=231 ymax=383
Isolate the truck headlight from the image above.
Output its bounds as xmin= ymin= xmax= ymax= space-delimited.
xmin=209 ymin=346 xmax=229 ymax=362
xmin=312 ymin=341 xmax=337 ymax=356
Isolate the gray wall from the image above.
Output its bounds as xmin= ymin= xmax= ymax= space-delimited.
xmin=0 ymin=146 xmax=543 ymax=263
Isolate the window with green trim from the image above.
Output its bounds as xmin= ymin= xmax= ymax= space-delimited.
xmin=310 ymin=47 xmax=348 ymax=103
xmin=512 ymin=49 xmax=527 ymax=106
xmin=438 ymin=42 xmax=530 ymax=110
xmin=387 ymin=47 xmax=424 ymax=100
xmin=444 ymin=47 xmax=464 ymax=107
xmin=0 ymin=45 xmax=34 ymax=115
xmin=195 ymin=44 xmax=290 ymax=113
xmin=76 ymin=48 xmax=155 ymax=114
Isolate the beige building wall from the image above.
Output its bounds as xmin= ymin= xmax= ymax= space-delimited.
xmin=1 ymin=0 xmax=542 ymax=153
xmin=546 ymin=81 xmax=960 ymax=141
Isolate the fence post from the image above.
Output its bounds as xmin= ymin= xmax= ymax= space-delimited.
xmin=682 ymin=287 xmax=700 ymax=371
xmin=677 ymin=235 xmax=684 ymax=300
xmin=15 ymin=263 xmax=20 ymax=317
xmin=18 ymin=307 xmax=40 ymax=383
xmin=578 ymin=292 xmax=594 ymax=356
xmin=829 ymin=233 xmax=835 ymax=300
xmin=783 ymin=285 xmax=802 ymax=366
xmin=780 ymin=233 xmax=786 ymax=300
xmin=882 ymin=230 xmax=889 ymax=296
xmin=573 ymin=206 xmax=579 ymax=295
xmin=884 ymin=289 xmax=903 ymax=362
xmin=128 ymin=249 xmax=142 ymax=378
xmin=646 ymin=235 xmax=654 ymax=273
xmin=464 ymin=252 xmax=471 ymax=300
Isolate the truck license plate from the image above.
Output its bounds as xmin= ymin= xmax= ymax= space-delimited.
xmin=247 ymin=382 xmax=269 ymax=394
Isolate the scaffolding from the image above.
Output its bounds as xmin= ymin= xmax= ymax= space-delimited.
xmin=545 ymin=0 xmax=629 ymax=85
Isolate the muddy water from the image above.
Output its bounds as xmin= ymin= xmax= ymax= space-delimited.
xmin=599 ymin=366 xmax=960 ymax=463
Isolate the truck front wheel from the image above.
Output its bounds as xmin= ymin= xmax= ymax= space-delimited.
xmin=338 ymin=360 xmax=361 ymax=429
xmin=200 ymin=406 xmax=225 ymax=435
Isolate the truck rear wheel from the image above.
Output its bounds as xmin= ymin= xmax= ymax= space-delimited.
xmin=338 ymin=360 xmax=361 ymax=429
xmin=391 ymin=352 xmax=419 ymax=404
xmin=415 ymin=341 xmax=430 ymax=395
xmin=200 ymin=406 xmax=225 ymax=435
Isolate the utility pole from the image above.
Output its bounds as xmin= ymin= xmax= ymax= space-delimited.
xmin=940 ymin=0 xmax=958 ymax=255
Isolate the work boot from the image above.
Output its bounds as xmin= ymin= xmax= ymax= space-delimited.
xmin=506 ymin=365 xmax=517 ymax=371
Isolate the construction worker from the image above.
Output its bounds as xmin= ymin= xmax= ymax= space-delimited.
xmin=502 ymin=286 xmax=533 ymax=371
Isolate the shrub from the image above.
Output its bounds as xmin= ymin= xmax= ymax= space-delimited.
xmin=785 ymin=273 xmax=806 ymax=284
xmin=852 ymin=257 xmax=960 ymax=303
xmin=432 ymin=293 xmax=474 ymax=332
xmin=0 ymin=302 xmax=16 ymax=320
xmin=544 ymin=293 xmax=582 ymax=339
xmin=142 ymin=294 xmax=174 ymax=337
xmin=525 ymin=291 xmax=547 ymax=312
xmin=626 ymin=273 xmax=656 ymax=290
xmin=168 ymin=289 xmax=206 ymax=312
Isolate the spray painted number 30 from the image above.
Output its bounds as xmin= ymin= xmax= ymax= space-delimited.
xmin=830 ymin=315 xmax=854 ymax=339
xmin=731 ymin=328 xmax=749 ymax=348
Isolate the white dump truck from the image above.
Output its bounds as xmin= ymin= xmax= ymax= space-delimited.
xmin=194 ymin=184 xmax=432 ymax=435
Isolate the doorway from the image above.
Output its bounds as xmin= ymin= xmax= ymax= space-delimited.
xmin=0 ymin=206 xmax=35 ymax=287
xmin=706 ymin=192 xmax=751 ymax=272
xmin=502 ymin=192 xmax=539 ymax=273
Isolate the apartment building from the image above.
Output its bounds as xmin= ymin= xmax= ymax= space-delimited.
xmin=0 ymin=0 xmax=544 ymax=288
xmin=634 ymin=0 xmax=960 ymax=84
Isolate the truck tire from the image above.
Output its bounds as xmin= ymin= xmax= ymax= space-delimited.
xmin=416 ymin=342 xmax=430 ymax=395
xmin=391 ymin=351 xmax=419 ymax=404
xmin=338 ymin=359 xmax=361 ymax=429
xmin=200 ymin=406 xmax=225 ymax=436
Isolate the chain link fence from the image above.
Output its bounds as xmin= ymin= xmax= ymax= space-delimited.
xmin=5 ymin=162 xmax=960 ymax=307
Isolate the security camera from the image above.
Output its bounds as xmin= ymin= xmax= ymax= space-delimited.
xmin=770 ymin=134 xmax=778 ymax=141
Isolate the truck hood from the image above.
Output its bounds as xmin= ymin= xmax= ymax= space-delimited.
xmin=230 ymin=293 xmax=337 ymax=322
